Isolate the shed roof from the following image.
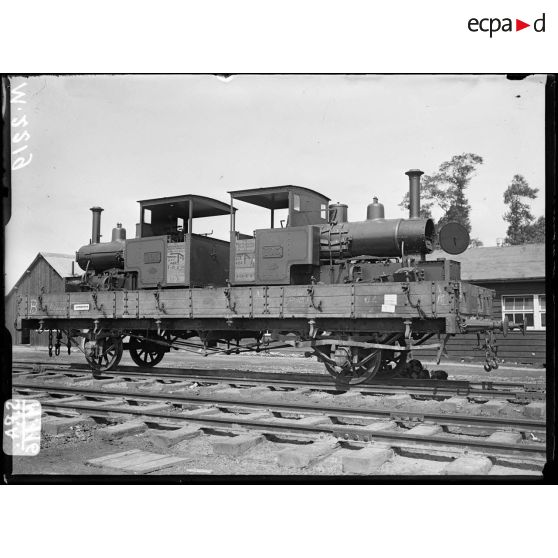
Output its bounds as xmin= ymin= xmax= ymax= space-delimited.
xmin=228 ymin=185 xmax=330 ymax=209
xmin=428 ymin=243 xmax=545 ymax=282
xmin=40 ymin=253 xmax=80 ymax=278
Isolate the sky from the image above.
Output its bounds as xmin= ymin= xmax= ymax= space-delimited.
xmin=6 ymin=74 xmax=546 ymax=291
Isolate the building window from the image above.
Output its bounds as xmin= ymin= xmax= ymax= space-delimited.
xmin=502 ymin=294 xmax=546 ymax=331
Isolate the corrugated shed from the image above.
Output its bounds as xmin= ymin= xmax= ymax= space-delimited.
xmin=428 ymin=243 xmax=545 ymax=282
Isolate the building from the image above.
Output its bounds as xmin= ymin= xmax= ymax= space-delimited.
xmin=423 ymin=243 xmax=546 ymax=366
xmin=5 ymin=253 xmax=80 ymax=346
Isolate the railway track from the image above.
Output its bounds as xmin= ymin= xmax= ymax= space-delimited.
xmin=12 ymin=365 xmax=547 ymax=471
xmin=12 ymin=360 xmax=546 ymax=403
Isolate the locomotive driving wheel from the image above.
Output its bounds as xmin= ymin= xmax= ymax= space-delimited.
xmin=85 ymin=335 xmax=124 ymax=374
xmin=321 ymin=345 xmax=383 ymax=386
xmin=129 ymin=335 xmax=167 ymax=367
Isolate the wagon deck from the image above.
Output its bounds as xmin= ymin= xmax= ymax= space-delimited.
xmin=17 ymin=280 xmax=494 ymax=334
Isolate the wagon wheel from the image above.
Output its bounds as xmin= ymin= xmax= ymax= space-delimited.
xmin=85 ymin=335 xmax=124 ymax=373
xmin=319 ymin=345 xmax=383 ymax=386
xmin=129 ymin=335 xmax=166 ymax=367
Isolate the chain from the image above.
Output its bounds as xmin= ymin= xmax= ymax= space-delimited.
xmin=55 ymin=330 xmax=62 ymax=356
xmin=402 ymin=283 xmax=427 ymax=320
xmin=224 ymin=281 xmax=236 ymax=313
xmin=477 ymin=331 xmax=499 ymax=371
xmin=48 ymin=330 xmax=53 ymax=357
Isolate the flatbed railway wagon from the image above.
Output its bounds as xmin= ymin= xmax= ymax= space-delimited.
xmin=15 ymin=169 xmax=519 ymax=384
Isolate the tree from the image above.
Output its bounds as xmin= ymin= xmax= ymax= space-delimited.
xmin=399 ymin=153 xmax=483 ymax=234
xmin=524 ymin=216 xmax=545 ymax=243
xmin=503 ymin=175 xmax=544 ymax=244
xmin=469 ymin=238 xmax=484 ymax=247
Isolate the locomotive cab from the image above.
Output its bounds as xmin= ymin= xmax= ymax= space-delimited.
xmin=228 ymin=185 xmax=330 ymax=284
xmin=126 ymin=195 xmax=234 ymax=288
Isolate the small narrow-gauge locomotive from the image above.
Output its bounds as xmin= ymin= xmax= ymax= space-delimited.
xmin=16 ymin=169 xmax=516 ymax=383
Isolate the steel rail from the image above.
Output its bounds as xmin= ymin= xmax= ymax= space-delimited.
xmin=13 ymin=381 xmax=546 ymax=434
xmin=36 ymin=398 xmax=546 ymax=464
xmin=104 ymin=374 xmax=544 ymax=401
xmin=17 ymin=372 xmax=541 ymax=401
xmin=12 ymin=359 xmax=544 ymax=390
xmin=12 ymin=361 xmax=545 ymax=401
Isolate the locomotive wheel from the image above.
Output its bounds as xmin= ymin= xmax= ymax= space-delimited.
xmin=322 ymin=346 xmax=382 ymax=386
xmin=85 ymin=335 xmax=124 ymax=373
xmin=129 ymin=336 xmax=166 ymax=367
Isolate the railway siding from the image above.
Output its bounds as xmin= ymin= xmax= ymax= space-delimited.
xmin=11 ymin=379 xmax=546 ymax=476
xmin=10 ymin=358 xmax=546 ymax=476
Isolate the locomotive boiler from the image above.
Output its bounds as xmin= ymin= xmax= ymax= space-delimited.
xmin=16 ymin=169 xmax=516 ymax=383
xmin=323 ymin=170 xmax=435 ymax=258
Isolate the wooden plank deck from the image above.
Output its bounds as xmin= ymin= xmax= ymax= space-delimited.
xmin=17 ymin=281 xmax=494 ymax=322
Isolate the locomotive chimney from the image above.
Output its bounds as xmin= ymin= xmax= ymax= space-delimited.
xmin=405 ymin=169 xmax=424 ymax=219
xmin=90 ymin=206 xmax=104 ymax=244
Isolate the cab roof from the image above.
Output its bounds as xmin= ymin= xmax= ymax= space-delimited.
xmin=228 ymin=185 xmax=330 ymax=210
xmin=137 ymin=194 xmax=234 ymax=219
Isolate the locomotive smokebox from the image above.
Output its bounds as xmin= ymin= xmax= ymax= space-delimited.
xmin=90 ymin=206 xmax=104 ymax=244
xmin=405 ymin=169 xmax=424 ymax=219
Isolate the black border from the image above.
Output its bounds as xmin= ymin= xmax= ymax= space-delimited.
xmin=1 ymin=73 xmax=556 ymax=485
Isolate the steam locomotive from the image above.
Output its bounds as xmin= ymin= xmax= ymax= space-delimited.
xmin=16 ymin=169 xmax=513 ymax=383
